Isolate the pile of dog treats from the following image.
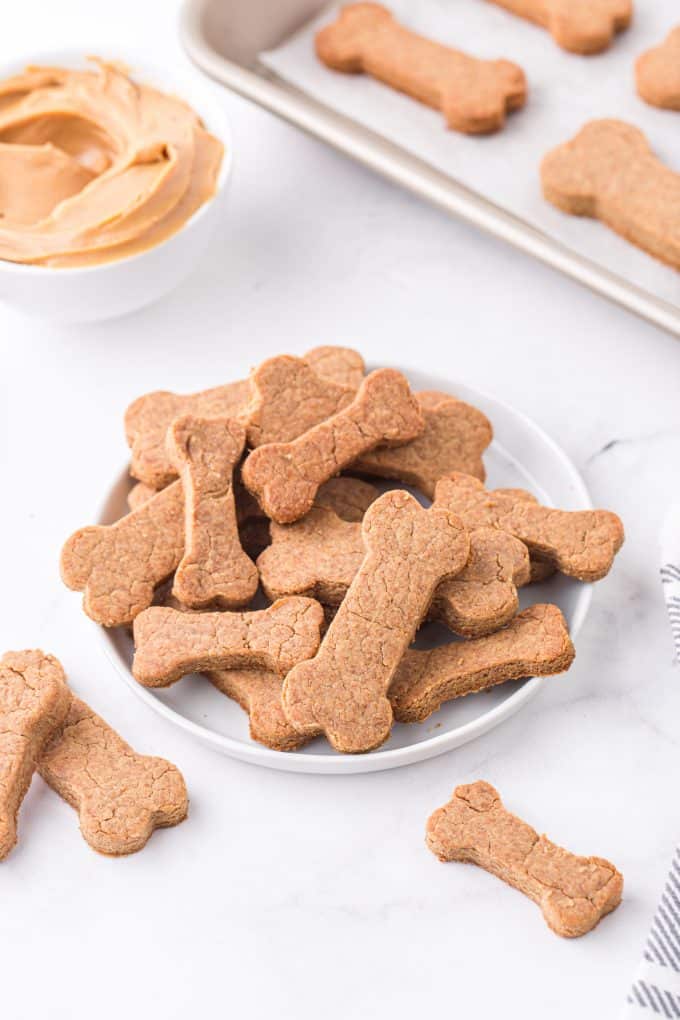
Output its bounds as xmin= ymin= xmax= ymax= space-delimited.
xmin=60 ymin=346 xmax=625 ymax=754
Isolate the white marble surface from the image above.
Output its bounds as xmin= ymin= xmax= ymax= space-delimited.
xmin=1 ymin=3 xmax=680 ymax=1018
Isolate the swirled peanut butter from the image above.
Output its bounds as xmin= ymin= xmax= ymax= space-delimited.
xmin=0 ymin=59 xmax=223 ymax=267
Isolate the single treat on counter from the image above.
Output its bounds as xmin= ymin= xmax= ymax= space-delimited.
xmin=38 ymin=695 xmax=187 ymax=856
xmin=61 ymin=482 xmax=185 ymax=627
xmin=484 ymin=0 xmax=632 ymax=54
xmin=390 ymin=604 xmax=574 ymax=722
xmin=0 ymin=650 xmax=71 ymax=860
xmin=282 ymin=491 xmax=469 ymax=753
xmin=636 ymin=27 xmax=680 ymax=110
xmin=316 ymin=3 xmax=527 ymax=134
xmin=354 ymin=392 xmax=492 ymax=498
xmin=259 ymin=507 xmax=528 ymax=637
xmin=426 ymin=781 xmax=623 ymax=937
xmin=206 ymin=669 xmax=310 ymax=752
xmin=124 ymin=346 xmax=363 ymax=487
xmin=243 ymin=369 xmax=424 ymax=523
xmin=0 ymin=59 xmax=223 ymax=267
xmin=541 ymin=119 xmax=680 ymax=272
xmin=167 ymin=415 xmax=258 ymax=609
xmin=435 ymin=472 xmax=624 ymax=581
xmin=132 ymin=596 xmax=324 ymax=688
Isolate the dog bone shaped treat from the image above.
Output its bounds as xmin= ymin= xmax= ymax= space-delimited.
xmin=125 ymin=346 xmax=364 ymax=487
xmin=435 ymin=473 xmax=624 ymax=581
xmin=0 ymin=650 xmax=71 ymax=860
xmin=127 ymin=481 xmax=159 ymax=514
xmin=314 ymin=476 xmax=379 ymax=521
xmin=485 ymin=0 xmax=631 ymax=54
xmin=259 ymin=507 xmax=528 ymax=637
xmin=390 ymin=604 xmax=574 ymax=722
xmin=316 ymin=3 xmax=526 ymax=134
xmin=206 ymin=669 xmax=309 ymax=752
xmin=167 ymin=415 xmax=258 ymax=609
xmin=243 ymin=369 xmax=424 ymax=524
xmin=282 ymin=491 xmax=469 ymax=753
xmin=541 ymin=119 xmax=680 ymax=272
xmin=132 ymin=596 xmax=324 ymax=688
xmin=426 ymin=781 xmax=623 ymax=937
xmin=61 ymin=482 xmax=185 ymax=627
xmin=38 ymin=695 xmax=188 ymax=856
xmin=636 ymin=27 xmax=680 ymax=110
xmin=495 ymin=487 xmax=556 ymax=582
xmin=353 ymin=393 xmax=492 ymax=499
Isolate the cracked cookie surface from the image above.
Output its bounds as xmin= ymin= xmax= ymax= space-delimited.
xmin=426 ymin=781 xmax=622 ymax=937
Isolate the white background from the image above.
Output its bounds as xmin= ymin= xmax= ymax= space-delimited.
xmin=1 ymin=2 xmax=680 ymax=1018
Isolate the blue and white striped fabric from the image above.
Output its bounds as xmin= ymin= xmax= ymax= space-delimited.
xmin=623 ymin=505 xmax=680 ymax=1018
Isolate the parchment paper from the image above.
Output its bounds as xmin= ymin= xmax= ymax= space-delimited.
xmin=262 ymin=1 xmax=680 ymax=307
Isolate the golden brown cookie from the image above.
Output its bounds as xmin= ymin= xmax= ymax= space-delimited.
xmin=132 ymin=596 xmax=324 ymax=688
xmin=38 ymin=696 xmax=188 ymax=856
xmin=124 ymin=346 xmax=364 ymax=486
xmin=354 ymin=392 xmax=492 ymax=498
xmin=0 ymin=650 xmax=71 ymax=860
xmin=435 ymin=473 xmax=624 ymax=581
xmin=127 ymin=481 xmax=159 ymax=513
xmin=259 ymin=508 xmax=528 ymax=637
xmin=426 ymin=781 xmax=623 ymax=937
xmin=61 ymin=482 xmax=185 ymax=627
xmin=206 ymin=669 xmax=310 ymax=752
xmin=282 ymin=491 xmax=469 ymax=753
xmin=167 ymin=415 xmax=258 ymax=609
xmin=242 ymin=369 xmax=424 ymax=524
xmin=390 ymin=603 xmax=574 ymax=722
xmin=316 ymin=3 xmax=526 ymax=134
xmin=314 ymin=476 xmax=379 ymax=521
xmin=541 ymin=119 xmax=680 ymax=272
xmin=485 ymin=0 xmax=631 ymax=54
xmin=636 ymin=27 xmax=680 ymax=110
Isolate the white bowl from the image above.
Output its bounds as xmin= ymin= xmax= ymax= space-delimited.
xmin=0 ymin=51 xmax=232 ymax=323
xmin=96 ymin=370 xmax=593 ymax=774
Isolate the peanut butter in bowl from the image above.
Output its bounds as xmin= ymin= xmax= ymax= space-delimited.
xmin=0 ymin=58 xmax=224 ymax=267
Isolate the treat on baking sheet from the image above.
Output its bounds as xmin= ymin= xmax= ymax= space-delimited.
xmin=426 ymin=781 xmax=622 ymax=937
xmin=541 ymin=120 xmax=680 ymax=273
xmin=316 ymin=3 xmax=526 ymax=134
xmin=636 ymin=27 xmax=680 ymax=110
xmin=485 ymin=0 xmax=631 ymax=54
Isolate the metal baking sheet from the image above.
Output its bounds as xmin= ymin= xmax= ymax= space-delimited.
xmin=180 ymin=0 xmax=680 ymax=337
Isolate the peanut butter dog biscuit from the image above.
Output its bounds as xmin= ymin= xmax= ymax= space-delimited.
xmin=435 ymin=473 xmax=624 ymax=582
xmin=243 ymin=369 xmax=424 ymax=524
xmin=260 ymin=509 xmax=527 ymax=637
xmin=0 ymin=650 xmax=71 ymax=860
xmin=125 ymin=346 xmax=363 ymax=486
xmin=390 ymin=604 xmax=574 ymax=722
xmin=541 ymin=119 xmax=680 ymax=272
xmin=316 ymin=3 xmax=526 ymax=134
xmin=636 ymin=27 xmax=680 ymax=110
xmin=354 ymin=393 xmax=492 ymax=498
xmin=426 ymin=781 xmax=623 ymax=937
xmin=38 ymin=696 xmax=187 ymax=855
xmin=314 ymin=476 xmax=379 ymax=521
xmin=245 ymin=354 xmax=355 ymax=448
xmin=132 ymin=596 xmax=324 ymax=688
xmin=61 ymin=482 xmax=184 ymax=627
xmin=304 ymin=345 xmax=365 ymax=389
xmin=486 ymin=0 xmax=631 ymax=54
xmin=206 ymin=669 xmax=309 ymax=752
xmin=495 ymin=488 xmax=556 ymax=582
xmin=127 ymin=481 xmax=159 ymax=513
xmin=282 ymin=491 xmax=469 ymax=753
xmin=167 ymin=415 xmax=258 ymax=609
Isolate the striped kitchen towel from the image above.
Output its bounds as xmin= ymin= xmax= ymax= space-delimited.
xmin=623 ymin=504 xmax=680 ymax=1018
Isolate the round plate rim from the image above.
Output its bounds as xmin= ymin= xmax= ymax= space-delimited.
xmin=97 ymin=372 xmax=593 ymax=774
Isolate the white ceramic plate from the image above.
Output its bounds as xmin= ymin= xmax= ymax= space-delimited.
xmin=98 ymin=369 xmax=592 ymax=773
